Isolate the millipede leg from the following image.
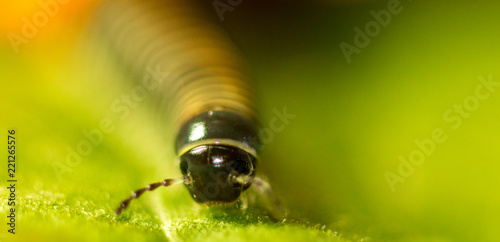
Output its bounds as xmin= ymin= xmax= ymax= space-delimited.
xmin=250 ymin=176 xmax=288 ymax=220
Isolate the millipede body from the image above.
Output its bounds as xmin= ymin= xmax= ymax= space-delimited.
xmin=95 ymin=0 xmax=278 ymax=215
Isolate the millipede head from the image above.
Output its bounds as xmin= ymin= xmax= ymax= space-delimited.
xmin=179 ymin=145 xmax=256 ymax=203
xmin=114 ymin=145 xmax=257 ymax=215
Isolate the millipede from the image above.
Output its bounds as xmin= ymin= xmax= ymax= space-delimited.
xmin=93 ymin=0 xmax=282 ymax=216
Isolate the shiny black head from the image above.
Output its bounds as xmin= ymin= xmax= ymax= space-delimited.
xmin=179 ymin=145 xmax=257 ymax=203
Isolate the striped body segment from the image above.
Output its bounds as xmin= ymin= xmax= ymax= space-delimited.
xmin=102 ymin=0 xmax=265 ymax=214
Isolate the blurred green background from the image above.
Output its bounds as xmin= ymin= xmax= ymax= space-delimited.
xmin=1 ymin=0 xmax=500 ymax=241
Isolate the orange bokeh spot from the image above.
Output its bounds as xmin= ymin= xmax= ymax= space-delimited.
xmin=0 ymin=0 xmax=102 ymax=38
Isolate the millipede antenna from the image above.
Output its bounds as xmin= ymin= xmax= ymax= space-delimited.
xmin=115 ymin=178 xmax=184 ymax=215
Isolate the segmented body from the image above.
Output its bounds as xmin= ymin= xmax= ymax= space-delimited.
xmin=96 ymin=0 xmax=258 ymax=132
xmin=99 ymin=0 xmax=266 ymax=214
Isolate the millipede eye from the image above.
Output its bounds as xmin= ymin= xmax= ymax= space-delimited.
xmin=180 ymin=159 xmax=189 ymax=174
xmin=231 ymin=159 xmax=251 ymax=174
